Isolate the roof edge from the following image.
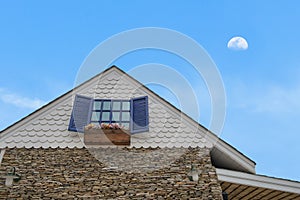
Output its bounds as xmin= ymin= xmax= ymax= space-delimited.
xmin=0 ymin=66 xmax=119 ymax=136
xmin=213 ymin=138 xmax=256 ymax=174
xmin=112 ymin=66 xmax=256 ymax=172
xmin=216 ymin=168 xmax=300 ymax=194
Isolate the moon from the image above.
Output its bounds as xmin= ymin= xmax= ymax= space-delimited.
xmin=227 ymin=36 xmax=248 ymax=50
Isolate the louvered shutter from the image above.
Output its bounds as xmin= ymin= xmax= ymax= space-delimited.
xmin=130 ymin=96 xmax=149 ymax=134
xmin=68 ymin=94 xmax=93 ymax=133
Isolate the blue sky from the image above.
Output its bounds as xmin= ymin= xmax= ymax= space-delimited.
xmin=1 ymin=1 xmax=300 ymax=180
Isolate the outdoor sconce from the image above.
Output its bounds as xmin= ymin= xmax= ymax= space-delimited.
xmin=3 ymin=167 xmax=21 ymax=186
xmin=188 ymin=165 xmax=199 ymax=182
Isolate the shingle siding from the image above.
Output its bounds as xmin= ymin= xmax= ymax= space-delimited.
xmin=0 ymin=67 xmax=210 ymax=149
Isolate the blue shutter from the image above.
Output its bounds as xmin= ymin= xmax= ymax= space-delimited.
xmin=130 ymin=96 xmax=149 ymax=134
xmin=68 ymin=94 xmax=93 ymax=133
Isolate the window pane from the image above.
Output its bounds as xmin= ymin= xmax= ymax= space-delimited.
xmin=112 ymin=101 xmax=121 ymax=110
xmin=93 ymin=101 xmax=102 ymax=110
xmin=91 ymin=111 xmax=100 ymax=121
xmin=102 ymin=101 xmax=111 ymax=110
xmin=112 ymin=112 xmax=120 ymax=121
xmin=101 ymin=112 xmax=110 ymax=121
xmin=122 ymin=101 xmax=130 ymax=110
xmin=122 ymin=112 xmax=130 ymax=121
xmin=122 ymin=123 xmax=130 ymax=130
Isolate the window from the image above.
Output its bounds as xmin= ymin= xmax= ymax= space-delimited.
xmin=90 ymin=99 xmax=131 ymax=130
xmin=68 ymin=95 xmax=149 ymax=134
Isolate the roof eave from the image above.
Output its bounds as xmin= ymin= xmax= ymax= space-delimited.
xmin=216 ymin=168 xmax=300 ymax=194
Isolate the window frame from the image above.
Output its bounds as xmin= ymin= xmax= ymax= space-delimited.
xmin=90 ymin=99 xmax=131 ymax=130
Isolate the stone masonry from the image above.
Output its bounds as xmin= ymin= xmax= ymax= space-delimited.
xmin=0 ymin=147 xmax=222 ymax=199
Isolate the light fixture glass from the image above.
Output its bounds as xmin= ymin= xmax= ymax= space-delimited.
xmin=188 ymin=165 xmax=199 ymax=182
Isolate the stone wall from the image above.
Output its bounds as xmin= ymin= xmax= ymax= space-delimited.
xmin=0 ymin=147 xmax=222 ymax=199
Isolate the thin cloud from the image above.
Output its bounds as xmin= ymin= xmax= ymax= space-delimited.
xmin=231 ymin=82 xmax=300 ymax=115
xmin=227 ymin=36 xmax=248 ymax=50
xmin=252 ymin=86 xmax=300 ymax=114
xmin=0 ymin=89 xmax=46 ymax=109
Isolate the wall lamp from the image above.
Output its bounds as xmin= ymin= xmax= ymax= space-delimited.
xmin=188 ymin=165 xmax=200 ymax=182
xmin=3 ymin=167 xmax=21 ymax=186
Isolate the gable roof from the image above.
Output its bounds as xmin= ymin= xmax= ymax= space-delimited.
xmin=0 ymin=65 xmax=255 ymax=173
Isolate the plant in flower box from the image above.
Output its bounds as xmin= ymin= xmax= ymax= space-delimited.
xmin=84 ymin=123 xmax=130 ymax=145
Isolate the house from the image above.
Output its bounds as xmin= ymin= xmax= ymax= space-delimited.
xmin=0 ymin=66 xmax=299 ymax=199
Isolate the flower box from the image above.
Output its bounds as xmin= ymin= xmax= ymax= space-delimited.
xmin=84 ymin=128 xmax=130 ymax=146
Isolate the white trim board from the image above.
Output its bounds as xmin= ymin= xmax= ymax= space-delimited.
xmin=216 ymin=168 xmax=300 ymax=194
xmin=0 ymin=149 xmax=5 ymax=166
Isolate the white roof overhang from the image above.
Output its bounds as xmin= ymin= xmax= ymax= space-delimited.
xmin=217 ymin=168 xmax=300 ymax=199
